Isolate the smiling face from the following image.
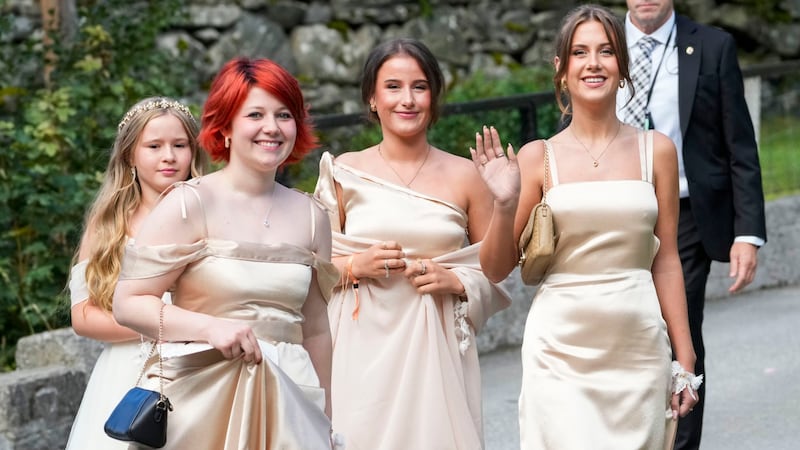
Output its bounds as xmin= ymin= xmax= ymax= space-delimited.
xmin=132 ymin=113 xmax=193 ymax=199
xmin=370 ymin=54 xmax=432 ymax=140
xmin=228 ymin=86 xmax=297 ymax=172
xmin=559 ymin=20 xmax=621 ymax=104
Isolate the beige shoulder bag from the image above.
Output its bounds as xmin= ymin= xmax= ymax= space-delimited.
xmin=518 ymin=142 xmax=555 ymax=285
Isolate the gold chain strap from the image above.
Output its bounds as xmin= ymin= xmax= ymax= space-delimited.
xmin=133 ymin=303 xmax=167 ymax=402
xmin=542 ymin=141 xmax=551 ymax=204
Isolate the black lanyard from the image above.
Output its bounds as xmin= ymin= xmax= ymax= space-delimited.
xmin=644 ymin=23 xmax=675 ymax=109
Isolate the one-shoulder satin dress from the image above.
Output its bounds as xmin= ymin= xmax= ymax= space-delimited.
xmin=315 ymin=152 xmax=511 ymax=450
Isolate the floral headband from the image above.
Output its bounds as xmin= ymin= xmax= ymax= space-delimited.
xmin=117 ymin=99 xmax=195 ymax=131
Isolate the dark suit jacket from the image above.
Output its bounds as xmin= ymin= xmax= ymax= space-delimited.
xmin=675 ymin=15 xmax=767 ymax=261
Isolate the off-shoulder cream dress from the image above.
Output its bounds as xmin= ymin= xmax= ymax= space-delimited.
xmin=120 ymin=183 xmax=340 ymax=450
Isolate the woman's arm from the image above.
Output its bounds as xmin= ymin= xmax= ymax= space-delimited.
xmin=472 ymin=127 xmax=545 ymax=283
xmin=70 ymin=232 xmax=141 ymax=343
xmin=302 ymin=203 xmax=334 ymax=417
xmin=112 ymin=187 xmax=263 ymax=364
xmin=71 ymin=300 xmax=141 ymax=343
xmin=650 ymin=131 xmax=698 ymax=417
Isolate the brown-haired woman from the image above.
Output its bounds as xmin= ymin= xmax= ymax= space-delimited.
xmin=315 ymin=38 xmax=511 ymax=449
xmin=471 ymin=5 xmax=699 ymax=449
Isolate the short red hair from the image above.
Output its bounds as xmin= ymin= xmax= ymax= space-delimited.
xmin=199 ymin=57 xmax=318 ymax=165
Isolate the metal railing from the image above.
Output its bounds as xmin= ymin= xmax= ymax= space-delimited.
xmin=312 ymin=59 xmax=800 ymax=145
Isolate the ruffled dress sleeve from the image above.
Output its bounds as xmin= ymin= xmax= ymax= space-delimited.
xmin=313 ymin=152 xmax=343 ymax=233
xmin=119 ymin=241 xmax=208 ymax=280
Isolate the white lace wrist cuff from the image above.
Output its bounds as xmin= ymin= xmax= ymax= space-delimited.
xmin=671 ymin=361 xmax=704 ymax=400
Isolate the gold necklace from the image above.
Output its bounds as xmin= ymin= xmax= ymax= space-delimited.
xmin=377 ymin=143 xmax=431 ymax=187
xmin=570 ymin=122 xmax=622 ymax=168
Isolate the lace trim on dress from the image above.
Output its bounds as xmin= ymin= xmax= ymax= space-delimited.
xmin=454 ymin=300 xmax=472 ymax=355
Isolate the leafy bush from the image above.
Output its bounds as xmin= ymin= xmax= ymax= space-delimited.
xmin=0 ymin=0 xmax=194 ymax=370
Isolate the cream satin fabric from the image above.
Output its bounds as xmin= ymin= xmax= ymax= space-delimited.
xmin=315 ymin=152 xmax=510 ymax=450
xmin=519 ymin=133 xmax=675 ymax=450
xmin=119 ymin=237 xmax=338 ymax=449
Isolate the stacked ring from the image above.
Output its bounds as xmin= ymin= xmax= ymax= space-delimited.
xmin=419 ymin=260 xmax=427 ymax=275
xmin=383 ymin=259 xmax=390 ymax=278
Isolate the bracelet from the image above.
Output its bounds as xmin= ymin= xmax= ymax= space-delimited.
xmin=345 ymin=255 xmax=360 ymax=321
xmin=671 ymin=361 xmax=703 ymax=400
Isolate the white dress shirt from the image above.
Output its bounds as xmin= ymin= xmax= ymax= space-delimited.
xmin=616 ymin=12 xmax=764 ymax=247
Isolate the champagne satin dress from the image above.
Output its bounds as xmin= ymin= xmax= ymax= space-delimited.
xmin=119 ymin=183 xmax=340 ymax=450
xmin=315 ymin=152 xmax=511 ymax=450
xmin=519 ymin=132 xmax=675 ymax=450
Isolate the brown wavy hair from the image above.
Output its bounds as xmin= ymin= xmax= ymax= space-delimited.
xmin=553 ymin=4 xmax=634 ymax=117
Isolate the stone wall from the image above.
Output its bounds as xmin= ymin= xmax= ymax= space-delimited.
xmin=4 ymin=0 xmax=800 ymax=113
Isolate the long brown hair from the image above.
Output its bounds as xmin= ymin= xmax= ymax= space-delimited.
xmin=553 ymin=4 xmax=633 ymax=116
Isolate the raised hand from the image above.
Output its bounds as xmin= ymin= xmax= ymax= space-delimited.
xmin=469 ymin=125 xmax=520 ymax=206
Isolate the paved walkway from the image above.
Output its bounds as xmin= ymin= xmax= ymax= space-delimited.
xmin=481 ymin=283 xmax=800 ymax=449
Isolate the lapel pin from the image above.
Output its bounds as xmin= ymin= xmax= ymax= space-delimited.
xmin=686 ymin=46 xmax=694 ymax=55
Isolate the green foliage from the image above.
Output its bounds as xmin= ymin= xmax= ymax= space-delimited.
xmin=731 ymin=0 xmax=791 ymax=23
xmin=0 ymin=0 xmax=194 ymax=371
xmin=759 ymin=114 xmax=800 ymax=200
xmin=431 ymin=66 xmax=557 ymax=157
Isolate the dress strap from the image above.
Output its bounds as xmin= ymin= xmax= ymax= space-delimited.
xmin=637 ymin=131 xmax=655 ymax=183
xmin=309 ymin=195 xmax=317 ymax=243
xmin=542 ymin=140 xmax=559 ymax=187
xmin=172 ymin=182 xmax=209 ymax=238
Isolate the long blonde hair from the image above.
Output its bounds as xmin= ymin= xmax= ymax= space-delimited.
xmin=75 ymin=97 xmax=208 ymax=312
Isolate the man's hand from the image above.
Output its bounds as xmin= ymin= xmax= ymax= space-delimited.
xmin=728 ymin=242 xmax=758 ymax=293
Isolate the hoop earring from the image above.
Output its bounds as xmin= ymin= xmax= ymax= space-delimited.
xmin=560 ymin=79 xmax=567 ymax=92
xmin=224 ymin=136 xmax=230 ymax=148
xmin=131 ymin=166 xmax=137 ymax=181
xmin=370 ymin=104 xmax=377 ymax=112
xmin=619 ymin=79 xmax=626 ymax=88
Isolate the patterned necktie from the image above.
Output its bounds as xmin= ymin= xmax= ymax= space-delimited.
xmin=625 ymin=36 xmax=658 ymax=129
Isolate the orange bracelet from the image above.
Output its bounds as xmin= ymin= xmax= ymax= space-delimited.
xmin=346 ymin=255 xmax=360 ymax=320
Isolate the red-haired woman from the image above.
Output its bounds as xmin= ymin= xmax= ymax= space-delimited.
xmin=113 ymin=58 xmax=342 ymax=449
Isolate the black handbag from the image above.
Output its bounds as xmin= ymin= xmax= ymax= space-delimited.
xmin=104 ymin=304 xmax=173 ymax=448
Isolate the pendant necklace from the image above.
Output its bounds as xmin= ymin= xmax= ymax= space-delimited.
xmin=570 ymin=121 xmax=622 ymax=168
xmin=262 ymin=186 xmax=276 ymax=228
xmin=377 ymin=143 xmax=431 ymax=187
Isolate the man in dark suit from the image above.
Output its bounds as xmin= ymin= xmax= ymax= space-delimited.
xmin=617 ymin=1 xmax=767 ymax=449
